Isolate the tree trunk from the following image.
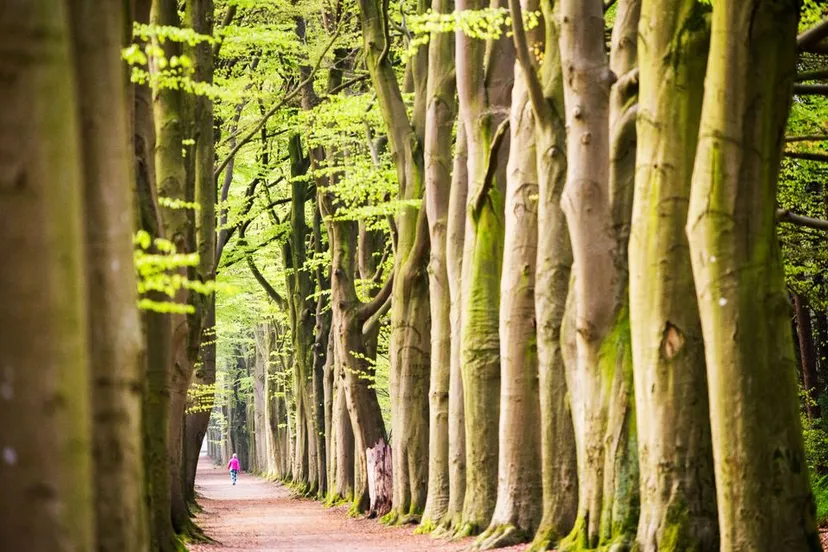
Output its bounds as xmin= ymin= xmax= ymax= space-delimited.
xmin=150 ymin=0 xmax=199 ymax=536
xmin=418 ymin=0 xmax=457 ymax=531
xmin=517 ymin=1 xmax=579 ymax=547
xmin=686 ymin=0 xmax=819 ymax=548
xmin=355 ymin=0 xmax=431 ymax=523
xmin=329 ymin=215 xmax=392 ymax=515
xmin=442 ymin=125 xmax=469 ymax=532
xmin=0 ymin=3 xmax=93 ymax=549
xmin=183 ymin=0 xmax=217 ymax=507
xmin=455 ymin=0 xmax=515 ymax=535
xmin=795 ymin=294 xmax=821 ymax=420
xmin=286 ymin=134 xmax=320 ymax=494
xmin=476 ymin=61 xmax=542 ymax=550
xmin=69 ymin=0 xmax=146 ymax=548
xmin=557 ymin=0 xmax=640 ymax=548
xmin=628 ymin=1 xmax=718 ymax=550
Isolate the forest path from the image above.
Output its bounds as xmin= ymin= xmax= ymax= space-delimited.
xmin=188 ymin=456 xmax=529 ymax=552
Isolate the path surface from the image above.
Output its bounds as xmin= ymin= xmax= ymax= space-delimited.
xmin=189 ymin=456 xmax=528 ymax=552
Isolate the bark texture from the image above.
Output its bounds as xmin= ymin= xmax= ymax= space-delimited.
xmin=0 ymin=2 xmax=93 ymax=549
xmin=686 ymin=0 xmax=819 ymax=549
xmin=70 ymin=0 xmax=147 ymax=548
xmin=355 ymin=0 xmax=432 ymax=523
xmin=442 ymin=125 xmax=469 ymax=532
xmin=476 ymin=62 xmax=542 ymax=550
xmin=419 ymin=0 xmax=458 ymax=531
xmin=456 ymin=0 xmax=515 ymax=534
xmin=557 ymin=0 xmax=640 ymax=548
xmin=628 ymin=1 xmax=718 ymax=550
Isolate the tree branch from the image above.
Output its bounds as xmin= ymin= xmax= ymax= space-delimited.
xmin=358 ymin=271 xmax=394 ymax=322
xmin=798 ymin=18 xmax=828 ymax=51
xmin=793 ymin=84 xmax=828 ymax=96
xmin=246 ymin=256 xmax=288 ymax=309
xmin=603 ymin=0 xmax=617 ymax=13
xmin=213 ymin=21 xmax=344 ymax=180
xmin=795 ymin=69 xmax=828 ymax=82
xmin=362 ymin=292 xmax=392 ymax=336
xmin=785 ymin=135 xmax=828 ymax=143
xmin=777 ymin=209 xmax=828 ymax=231
xmin=785 ymin=151 xmax=828 ymax=163
xmin=213 ymin=5 xmax=237 ymax=58
xmin=472 ymin=119 xmax=511 ymax=214
xmin=326 ymin=73 xmax=370 ymax=96
xmin=508 ymin=0 xmax=551 ymax=125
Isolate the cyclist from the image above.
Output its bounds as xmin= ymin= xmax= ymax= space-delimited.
xmin=227 ymin=453 xmax=240 ymax=485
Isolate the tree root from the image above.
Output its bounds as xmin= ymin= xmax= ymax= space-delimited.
xmin=474 ymin=523 xmax=526 ymax=550
xmin=415 ymin=517 xmax=438 ymax=534
xmin=526 ymin=526 xmax=562 ymax=552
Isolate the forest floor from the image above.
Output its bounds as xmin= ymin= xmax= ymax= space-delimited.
xmin=188 ymin=456 xmax=529 ymax=552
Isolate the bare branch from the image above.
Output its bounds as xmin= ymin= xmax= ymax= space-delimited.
xmin=362 ymin=292 xmax=392 ymax=336
xmin=797 ymin=18 xmax=828 ymax=51
xmin=777 ymin=209 xmax=828 ymax=231
xmin=793 ymin=84 xmax=828 ymax=96
xmin=213 ymin=5 xmax=237 ymax=58
xmin=358 ymin=271 xmax=394 ymax=322
xmin=507 ymin=0 xmax=550 ymax=124
xmin=246 ymin=256 xmax=288 ymax=309
xmin=326 ymin=73 xmax=370 ymax=96
xmin=472 ymin=119 xmax=511 ymax=214
xmin=795 ymin=69 xmax=828 ymax=82
xmin=785 ymin=151 xmax=828 ymax=163
xmin=785 ymin=135 xmax=828 ymax=143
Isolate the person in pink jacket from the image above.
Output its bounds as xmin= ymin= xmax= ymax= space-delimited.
xmin=228 ymin=453 xmax=240 ymax=485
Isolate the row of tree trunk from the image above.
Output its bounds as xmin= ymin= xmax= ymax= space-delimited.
xmin=209 ymin=0 xmax=823 ymax=551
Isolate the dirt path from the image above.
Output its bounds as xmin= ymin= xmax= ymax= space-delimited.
xmin=189 ymin=456 xmax=528 ymax=552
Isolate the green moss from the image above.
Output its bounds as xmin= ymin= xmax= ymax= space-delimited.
xmin=527 ymin=525 xmax=562 ymax=552
xmin=558 ymin=516 xmax=591 ymax=551
xmin=415 ymin=517 xmax=438 ymax=534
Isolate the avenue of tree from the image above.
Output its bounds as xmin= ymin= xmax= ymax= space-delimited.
xmin=2 ymin=0 xmax=828 ymax=552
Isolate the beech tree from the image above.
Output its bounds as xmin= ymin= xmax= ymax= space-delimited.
xmin=7 ymin=1 xmax=828 ymax=551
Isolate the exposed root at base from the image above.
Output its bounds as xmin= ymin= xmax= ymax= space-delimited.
xmin=474 ymin=523 xmax=526 ymax=550
xmin=526 ymin=526 xmax=562 ymax=552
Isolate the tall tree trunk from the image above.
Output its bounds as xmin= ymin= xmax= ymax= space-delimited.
xmin=313 ymin=202 xmax=332 ymax=496
xmin=286 ymin=134 xmax=320 ymax=494
xmin=557 ymin=0 xmax=640 ymax=548
xmin=328 ymin=215 xmax=391 ymax=515
xmin=134 ymin=0 xmax=178 ymax=548
xmin=511 ymin=0 xmax=579 ymax=547
xmin=150 ymin=0 xmax=198 ymax=536
xmin=183 ymin=0 xmax=217 ymax=507
xmin=686 ymin=0 xmax=819 ymax=549
xmin=418 ymin=0 xmax=457 ymax=531
xmin=355 ymin=0 xmax=432 ymax=523
xmin=69 ymin=0 xmax=147 ymax=548
xmin=0 ymin=2 xmax=93 ymax=549
xmin=476 ymin=59 xmax=542 ymax=549
xmin=455 ymin=0 xmax=515 ymax=535
xmin=629 ymin=1 xmax=718 ymax=550
xmin=795 ymin=294 xmax=821 ymax=420
xmin=441 ymin=125 xmax=469 ymax=532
